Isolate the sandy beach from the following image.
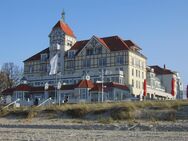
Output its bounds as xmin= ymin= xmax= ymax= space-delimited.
xmin=0 ymin=118 xmax=188 ymax=141
xmin=0 ymin=128 xmax=188 ymax=141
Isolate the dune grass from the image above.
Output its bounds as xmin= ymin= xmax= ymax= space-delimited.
xmin=0 ymin=100 xmax=188 ymax=121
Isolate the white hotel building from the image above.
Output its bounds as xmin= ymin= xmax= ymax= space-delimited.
xmin=23 ymin=12 xmax=147 ymax=97
xmin=0 ymin=12 xmax=184 ymax=104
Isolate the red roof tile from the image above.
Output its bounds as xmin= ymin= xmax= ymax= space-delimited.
xmin=124 ymin=40 xmax=141 ymax=50
xmin=70 ymin=36 xmax=143 ymax=55
xmin=15 ymin=84 xmax=32 ymax=91
xmin=24 ymin=48 xmax=49 ymax=62
xmin=24 ymin=35 xmax=145 ymax=62
xmin=90 ymin=82 xmax=130 ymax=92
xmin=76 ymin=80 xmax=94 ymax=88
xmin=70 ymin=40 xmax=89 ymax=52
xmin=52 ymin=21 xmax=76 ymax=38
xmin=108 ymin=82 xmax=130 ymax=91
xmin=1 ymin=88 xmax=15 ymax=95
xmin=150 ymin=65 xmax=174 ymax=75
xmin=90 ymin=83 xmax=109 ymax=92
xmin=101 ymin=36 xmax=130 ymax=51
xmin=1 ymin=84 xmax=56 ymax=95
xmin=95 ymin=36 xmax=110 ymax=50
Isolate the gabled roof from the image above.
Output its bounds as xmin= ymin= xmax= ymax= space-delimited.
xmin=69 ymin=35 xmax=143 ymax=55
xmin=149 ymin=65 xmax=174 ymax=75
xmin=101 ymin=36 xmax=130 ymax=51
xmin=69 ymin=40 xmax=89 ymax=53
xmin=52 ymin=20 xmax=76 ymax=38
xmin=76 ymin=80 xmax=94 ymax=88
xmin=23 ymin=35 xmax=145 ymax=62
xmin=24 ymin=48 xmax=49 ymax=62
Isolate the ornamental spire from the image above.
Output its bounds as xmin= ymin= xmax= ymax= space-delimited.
xmin=61 ymin=10 xmax=65 ymax=22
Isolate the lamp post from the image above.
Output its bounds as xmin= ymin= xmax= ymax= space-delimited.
xmin=101 ymin=69 xmax=104 ymax=102
xmin=57 ymin=81 xmax=62 ymax=106
xmin=44 ymin=82 xmax=49 ymax=99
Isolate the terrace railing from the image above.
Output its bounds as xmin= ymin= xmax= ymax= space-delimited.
xmin=2 ymin=99 xmax=20 ymax=110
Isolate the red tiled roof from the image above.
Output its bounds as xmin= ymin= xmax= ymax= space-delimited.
xmin=150 ymin=65 xmax=174 ymax=75
xmin=70 ymin=36 xmax=143 ymax=55
xmin=76 ymin=80 xmax=94 ymax=88
xmin=15 ymin=84 xmax=32 ymax=91
xmin=108 ymin=82 xmax=130 ymax=91
xmin=24 ymin=48 xmax=49 ymax=62
xmin=124 ymin=40 xmax=141 ymax=50
xmin=101 ymin=36 xmax=130 ymax=51
xmin=90 ymin=83 xmax=109 ymax=92
xmin=90 ymin=82 xmax=130 ymax=92
xmin=61 ymin=84 xmax=76 ymax=90
xmin=1 ymin=84 xmax=56 ymax=96
xmin=1 ymin=88 xmax=15 ymax=95
xmin=95 ymin=36 xmax=110 ymax=50
xmin=52 ymin=21 xmax=76 ymax=38
xmin=69 ymin=40 xmax=89 ymax=52
xmin=1 ymin=81 xmax=130 ymax=96
xmin=47 ymin=86 xmax=55 ymax=91
xmin=24 ymin=35 xmax=145 ymax=62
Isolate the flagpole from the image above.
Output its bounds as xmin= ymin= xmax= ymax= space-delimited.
xmin=49 ymin=43 xmax=61 ymax=105
xmin=55 ymin=73 xmax=57 ymax=104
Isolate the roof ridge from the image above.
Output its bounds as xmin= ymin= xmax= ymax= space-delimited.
xmin=117 ymin=36 xmax=131 ymax=50
xmin=23 ymin=47 xmax=49 ymax=62
xmin=94 ymin=36 xmax=110 ymax=50
xmin=52 ymin=20 xmax=76 ymax=38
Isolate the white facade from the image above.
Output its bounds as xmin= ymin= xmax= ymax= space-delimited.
xmin=23 ymin=15 xmax=147 ymax=97
xmin=146 ymin=66 xmax=184 ymax=100
xmin=22 ymin=12 xmax=184 ymax=100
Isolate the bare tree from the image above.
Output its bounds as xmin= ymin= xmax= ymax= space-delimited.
xmin=0 ymin=62 xmax=23 ymax=91
xmin=0 ymin=71 xmax=9 ymax=92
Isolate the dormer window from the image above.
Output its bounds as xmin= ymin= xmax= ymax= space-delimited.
xmin=86 ymin=47 xmax=102 ymax=56
xmin=41 ymin=54 xmax=48 ymax=61
xmin=67 ymin=40 xmax=73 ymax=46
xmin=95 ymin=47 xmax=102 ymax=54
xmin=86 ymin=48 xmax=94 ymax=56
xmin=68 ymin=50 xmax=75 ymax=58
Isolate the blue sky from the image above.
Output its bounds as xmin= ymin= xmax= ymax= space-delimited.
xmin=0 ymin=0 xmax=188 ymax=88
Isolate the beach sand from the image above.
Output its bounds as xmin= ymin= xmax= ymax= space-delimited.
xmin=0 ymin=118 xmax=188 ymax=141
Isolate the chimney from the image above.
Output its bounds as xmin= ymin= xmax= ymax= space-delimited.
xmin=164 ymin=64 xmax=166 ymax=70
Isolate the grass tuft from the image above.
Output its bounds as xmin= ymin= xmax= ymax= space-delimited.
xmin=0 ymin=100 xmax=188 ymax=121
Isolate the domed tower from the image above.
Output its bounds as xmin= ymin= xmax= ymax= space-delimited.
xmin=48 ymin=10 xmax=76 ymax=74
